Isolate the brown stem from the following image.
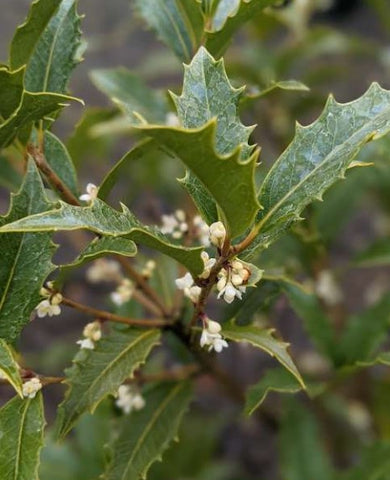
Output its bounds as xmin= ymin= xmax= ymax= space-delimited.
xmin=61 ymin=295 xmax=170 ymax=327
xmin=131 ymin=364 xmax=200 ymax=385
xmin=27 ymin=144 xmax=80 ymax=206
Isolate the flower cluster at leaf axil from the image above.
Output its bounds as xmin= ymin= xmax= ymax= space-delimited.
xmin=160 ymin=210 xmax=210 ymax=245
xmin=115 ymin=385 xmax=145 ymax=414
xmin=217 ymin=260 xmax=251 ymax=304
xmin=200 ymin=319 xmax=228 ymax=353
xmin=79 ymin=183 xmax=98 ymax=203
xmin=22 ymin=378 xmax=42 ymax=399
xmin=77 ymin=321 xmax=102 ymax=350
xmin=35 ymin=286 xmax=63 ymax=318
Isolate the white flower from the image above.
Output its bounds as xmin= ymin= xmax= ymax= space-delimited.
xmin=209 ymin=221 xmax=226 ymax=248
xmin=86 ymin=259 xmax=121 ymax=283
xmin=160 ymin=210 xmax=188 ymax=239
xmin=193 ymin=215 xmax=210 ymax=246
xmin=199 ymin=251 xmax=216 ymax=279
xmin=79 ymin=183 xmax=98 ymax=203
xmin=315 ymin=270 xmax=343 ymax=306
xmin=110 ymin=279 xmax=134 ymax=306
xmin=22 ymin=378 xmax=42 ymax=399
xmin=165 ymin=112 xmax=180 ymax=127
xmin=83 ymin=321 xmax=102 ymax=342
xmin=216 ymin=260 xmax=251 ymax=304
xmin=187 ymin=285 xmax=201 ymax=303
xmin=115 ymin=385 xmax=146 ymax=414
xmin=175 ymin=272 xmax=194 ymax=290
xmin=76 ymin=338 xmax=95 ymax=350
xmin=200 ymin=319 xmax=228 ymax=353
xmin=141 ymin=260 xmax=156 ymax=278
xmin=35 ymin=293 xmax=63 ymax=318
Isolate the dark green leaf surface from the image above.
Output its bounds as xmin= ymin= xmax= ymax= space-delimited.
xmin=244 ymin=367 xmax=302 ymax=416
xmin=104 ymin=381 xmax=192 ymax=480
xmin=0 ymin=393 xmax=45 ymax=480
xmin=134 ymin=0 xmax=204 ymax=62
xmin=90 ymin=68 xmax=168 ymax=123
xmin=223 ymin=321 xmax=304 ymax=387
xmin=56 ymin=328 xmax=160 ymax=439
xmin=0 ymin=67 xmax=24 ymax=120
xmin=11 ymin=0 xmax=82 ymax=94
xmin=0 ymin=198 xmax=204 ymax=275
xmin=0 ymin=339 xmax=22 ymax=397
xmin=0 ymin=160 xmax=56 ymax=342
xmin=246 ymin=83 xmax=390 ymax=258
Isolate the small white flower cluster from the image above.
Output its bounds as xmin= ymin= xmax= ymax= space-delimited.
xmin=193 ymin=215 xmax=210 ymax=246
xmin=86 ymin=259 xmax=122 ymax=284
xmin=315 ymin=270 xmax=343 ymax=306
xmin=22 ymin=378 xmax=42 ymax=399
xmin=209 ymin=221 xmax=226 ymax=248
xmin=200 ymin=319 xmax=228 ymax=353
xmin=110 ymin=278 xmax=134 ymax=306
xmin=35 ymin=288 xmax=63 ymax=318
xmin=79 ymin=183 xmax=98 ymax=203
xmin=217 ymin=260 xmax=251 ymax=304
xmin=160 ymin=209 xmax=189 ymax=239
xmin=76 ymin=321 xmax=102 ymax=350
xmin=141 ymin=260 xmax=156 ymax=279
xmin=115 ymin=385 xmax=145 ymax=414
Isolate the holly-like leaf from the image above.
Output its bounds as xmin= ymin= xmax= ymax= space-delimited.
xmin=0 ymin=198 xmax=205 ymax=276
xmin=0 ymin=339 xmax=22 ymax=397
xmin=222 ymin=321 xmax=304 ymax=388
xmin=0 ymin=90 xmax=79 ymax=149
xmin=10 ymin=0 xmax=83 ymax=94
xmin=244 ymin=367 xmax=302 ymax=416
xmin=0 ymin=160 xmax=56 ymax=342
xmin=0 ymin=393 xmax=45 ymax=480
xmin=245 ymin=83 xmax=390 ymax=258
xmin=134 ymin=0 xmax=205 ymax=62
xmin=205 ymin=0 xmax=278 ymax=58
xmin=90 ymin=68 xmax=168 ymax=124
xmin=354 ymin=238 xmax=390 ymax=267
xmin=56 ymin=328 xmax=161 ymax=439
xmin=104 ymin=381 xmax=193 ymax=480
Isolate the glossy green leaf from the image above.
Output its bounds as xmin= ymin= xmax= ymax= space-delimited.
xmin=206 ymin=0 xmax=277 ymax=58
xmin=90 ymin=68 xmax=168 ymax=124
xmin=244 ymin=367 xmax=301 ymax=416
xmin=0 ymin=160 xmax=56 ymax=342
xmin=284 ymin=284 xmax=338 ymax=365
xmin=354 ymin=238 xmax=390 ymax=267
xmin=134 ymin=0 xmax=205 ymax=62
xmin=56 ymin=328 xmax=160 ymax=439
xmin=0 ymin=393 xmax=45 ymax=480
xmin=222 ymin=321 xmax=304 ymax=388
xmin=279 ymin=398 xmax=333 ymax=480
xmin=0 ymin=198 xmax=204 ymax=276
xmin=0 ymin=90 xmax=78 ymax=149
xmin=246 ymin=83 xmax=390 ymax=258
xmin=10 ymin=0 xmax=83 ymax=94
xmin=0 ymin=339 xmax=22 ymax=397
xmin=0 ymin=67 xmax=24 ymax=120
xmin=104 ymin=381 xmax=193 ymax=480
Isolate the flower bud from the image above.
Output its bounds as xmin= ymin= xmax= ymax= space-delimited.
xmin=209 ymin=221 xmax=226 ymax=247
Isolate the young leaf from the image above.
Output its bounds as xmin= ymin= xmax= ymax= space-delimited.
xmin=10 ymin=0 xmax=83 ymax=94
xmin=56 ymin=328 xmax=160 ymax=439
xmin=164 ymin=47 xmax=259 ymax=232
xmin=0 ymin=198 xmax=205 ymax=276
xmin=134 ymin=0 xmax=205 ymax=62
xmin=222 ymin=321 xmax=304 ymax=388
xmin=279 ymin=398 xmax=333 ymax=480
xmin=0 ymin=339 xmax=23 ymax=397
xmin=104 ymin=381 xmax=193 ymax=480
xmin=206 ymin=0 xmax=277 ymax=58
xmin=244 ymin=367 xmax=302 ymax=416
xmin=0 ymin=160 xmax=56 ymax=342
xmin=246 ymin=83 xmax=390 ymax=258
xmin=90 ymin=68 xmax=168 ymax=124
xmin=0 ymin=393 xmax=45 ymax=480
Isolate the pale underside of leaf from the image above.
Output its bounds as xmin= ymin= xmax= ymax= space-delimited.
xmin=0 ymin=339 xmax=23 ymax=397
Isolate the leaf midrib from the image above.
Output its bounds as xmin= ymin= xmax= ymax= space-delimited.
xmin=13 ymin=399 xmax=29 ymax=480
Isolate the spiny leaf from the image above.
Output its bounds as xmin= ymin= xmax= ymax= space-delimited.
xmin=245 ymin=83 xmax=390 ymax=258
xmin=10 ymin=0 xmax=83 ymax=94
xmin=0 ymin=393 xmax=45 ymax=480
xmin=206 ymin=0 xmax=278 ymax=58
xmin=56 ymin=328 xmax=160 ymax=439
xmin=134 ymin=0 xmax=205 ymax=62
xmin=222 ymin=321 xmax=304 ymax=388
xmin=0 ymin=160 xmax=56 ymax=342
xmin=169 ymin=47 xmax=258 ymax=230
xmin=0 ymin=339 xmax=23 ymax=397
xmin=90 ymin=68 xmax=168 ymax=124
xmin=0 ymin=198 xmax=204 ymax=276
xmin=103 ymin=381 xmax=193 ymax=480
xmin=244 ymin=367 xmax=302 ymax=416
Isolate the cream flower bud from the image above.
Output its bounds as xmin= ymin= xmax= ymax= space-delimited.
xmin=187 ymin=285 xmax=201 ymax=303
xmin=22 ymin=378 xmax=42 ymax=399
xmin=175 ymin=272 xmax=194 ymax=290
xmin=51 ymin=293 xmax=63 ymax=305
xmin=83 ymin=321 xmax=102 ymax=342
xmin=223 ymin=283 xmax=237 ymax=304
xmin=79 ymin=183 xmax=98 ymax=203
xmin=209 ymin=221 xmax=226 ymax=247
xmin=206 ymin=319 xmax=221 ymax=334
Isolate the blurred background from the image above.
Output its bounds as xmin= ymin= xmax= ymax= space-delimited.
xmin=1 ymin=1 xmax=390 ymax=479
